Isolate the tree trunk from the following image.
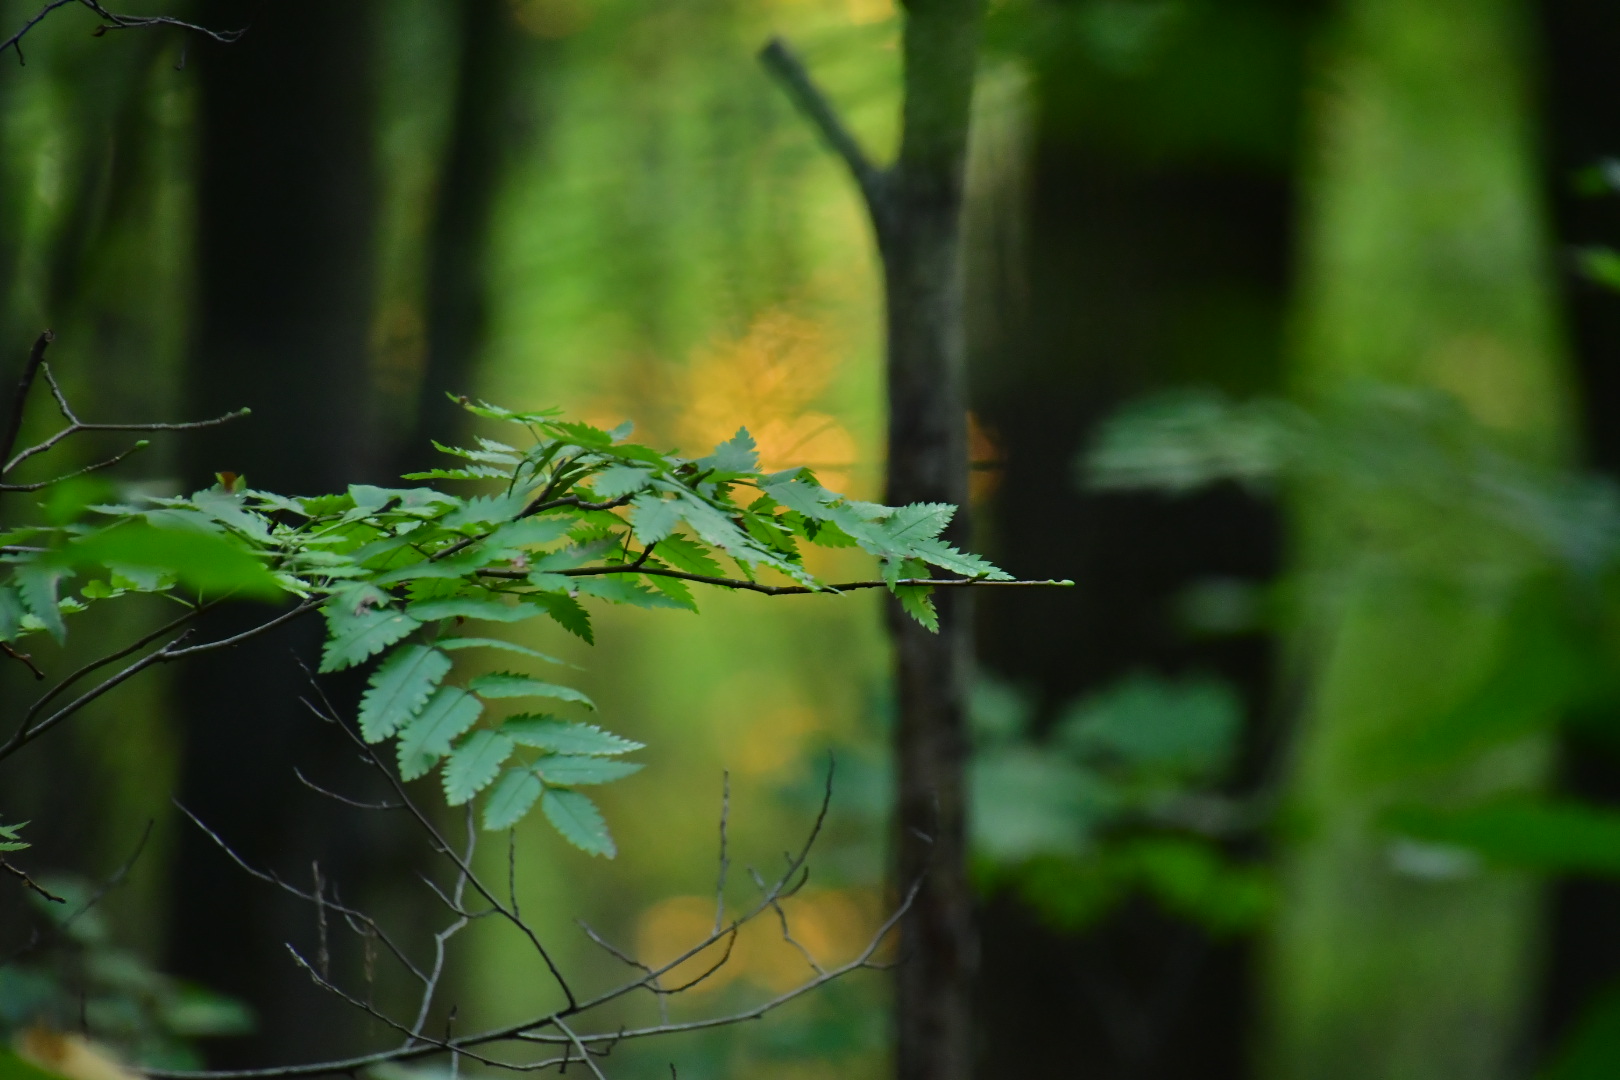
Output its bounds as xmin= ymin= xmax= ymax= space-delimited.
xmin=169 ymin=0 xmax=388 ymax=1065
xmin=764 ymin=2 xmax=985 ymax=1075
xmin=882 ymin=7 xmax=983 ymax=1080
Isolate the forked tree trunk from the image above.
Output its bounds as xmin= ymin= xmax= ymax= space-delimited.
xmin=764 ymin=2 xmax=985 ymax=1077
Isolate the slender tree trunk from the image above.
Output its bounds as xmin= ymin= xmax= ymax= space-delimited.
xmin=765 ymin=2 xmax=985 ymax=1076
xmin=883 ymin=8 xmax=982 ymax=1080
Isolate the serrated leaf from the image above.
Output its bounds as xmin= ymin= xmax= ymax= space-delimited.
xmin=444 ymin=731 xmax=516 ymax=805
xmin=358 ymin=645 xmax=452 ymax=741
xmin=469 ymin=672 xmax=594 ymax=709
xmin=321 ymin=607 xmax=422 ymax=673
xmin=437 ymin=637 xmax=570 ymax=665
xmin=530 ymin=592 xmax=593 ymax=643
xmin=0 ymin=584 xmax=23 ymax=642
xmin=397 ymin=687 xmax=483 ymax=780
xmin=883 ymin=502 xmax=955 ymax=544
xmin=592 ymin=465 xmax=653 ymax=499
xmin=909 ymin=538 xmax=1013 ymax=580
xmin=630 ymin=495 xmax=680 ymax=545
xmin=651 ymin=534 xmax=723 ymax=577
xmin=572 ymin=576 xmax=689 ymax=609
xmin=15 ymin=566 xmax=66 ymax=643
xmin=535 ymin=754 xmax=644 ymax=786
xmin=402 ymin=465 xmax=509 ymax=481
xmin=701 ymin=428 xmax=760 ymax=475
xmin=762 ymin=479 xmax=834 ymax=519
xmin=896 ymin=585 xmax=939 ymax=633
xmin=483 ymin=768 xmax=544 ymax=830
xmin=501 ymin=717 xmax=643 ymax=755
xmin=407 ymin=596 xmax=546 ymax=623
xmin=542 ymin=788 xmax=615 ymax=857
xmin=486 ymin=517 xmax=575 ymax=549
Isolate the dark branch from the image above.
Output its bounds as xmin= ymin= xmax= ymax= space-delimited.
xmin=760 ymin=38 xmax=889 ymax=228
xmin=0 ymin=331 xmax=51 ymax=465
xmin=3 ymin=0 xmax=242 ymax=66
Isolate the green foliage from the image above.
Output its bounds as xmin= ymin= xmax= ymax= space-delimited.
xmin=0 ymin=822 xmax=27 ymax=853
xmin=2 ymin=400 xmax=1007 ymax=855
xmin=969 ymin=674 xmax=1267 ymax=935
xmin=0 ymin=877 xmax=252 ymax=1069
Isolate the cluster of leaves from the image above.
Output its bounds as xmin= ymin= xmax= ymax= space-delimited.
xmin=969 ymin=674 xmax=1269 ymax=935
xmin=0 ymin=878 xmax=251 ymax=1071
xmin=1 ymin=400 xmax=1009 ymax=854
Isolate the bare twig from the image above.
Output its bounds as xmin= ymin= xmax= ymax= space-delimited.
xmin=3 ymin=0 xmax=242 ymax=67
xmin=3 ymin=361 xmax=248 ymax=476
xmin=759 ymin=39 xmax=889 ymax=228
xmin=1 ymin=854 xmax=64 ymax=902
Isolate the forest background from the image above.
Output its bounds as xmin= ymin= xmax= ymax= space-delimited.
xmin=4 ymin=1 xmax=1620 ymax=1080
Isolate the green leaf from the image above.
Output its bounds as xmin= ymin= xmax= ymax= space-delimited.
xmin=0 ymin=583 xmax=24 ymax=642
xmin=1384 ymin=798 xmax=1620 ymax=876
xmin=591 ymin=465 xmax=653 ymax=498
xmin=650 ymin=534 xmax=723 ymax=577
xmin=15 ymin=565 xmax=65 ymax=643
xmin=896 ymin=585 xmax=938 ymax=632
xmin=542 ymin=788 xmax=615 ymax=857
xmin=630 ymin=494 xmax=680 ymax=545
xmin=358 ymin=645 xmax=452 ymax=742
xmin=444 ymin=731 xmax=516 ymax=805
xmin=535 ymin=754 xmax=644 ymax=786
xmin=572 ymin=576 xmax=689 ymax=609
xmin=437 ymin=637 xmax=569 ymax=665
xmin=486 ymin=517 xmax=575 ymax=549
xmin=396 ymin=687 xmax=483 ymax=780
xmin=701 ymin=428 xmax=760 ymax=474
xmin=321 ymin=607 xmax=422 ymax=673
xmin=66 ymin=522 xmax=283 ymax=598
xmin=762 ymin=478 xmax=833 ymax=519
xmin=407 ymin=596 xmax=546 ymax=623
xmin=482 ymin=768 xmax=543 ymax=830
xmin=468 ymin=672 xmax=594 ymax=709
xmin=908 ymin=538 xmax=1012 ymax=580
xmin=501 ymin=717 xmax=643 ymax=755
xmin=883 ymin=502 xmax=955 ymax=544
xmin=530 ymin=593 xmax=593 ymax=644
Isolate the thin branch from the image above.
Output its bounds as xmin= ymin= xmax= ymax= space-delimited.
xmin=3 ymin=0 xmax=241 ymax=66
xmin=481 ymin=563 xmax=1075 ymax=595
xmin=1 ymin=855 xmax=64 ymax=902
xmin=4 ymin=361 xmax=248 ymax=474
xmin=1 ymin=640 xmax=44 ymax=679
xmin=175 ymin=802 xmax=429 ymax=985
xmin=759 ymin=38 xmax=888 ymax=227
xmin=2 ymin=599 xmax=319 ymax=763
xmin=713 ymin=773 xmax=730 ymax=935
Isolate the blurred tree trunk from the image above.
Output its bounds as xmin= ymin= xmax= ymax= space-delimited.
xmin=1263 ymin=0 xmax=1572 ymax=1077
xmin=964 ymin=4 xmax=1310 ymax=1076
xmin=399 ymin=0 xmax=550 ymax=471
xmin=168 ymin=0 xmax=390 ymax=1065
xmin=765 ymin=0 xmax=987 ymax=1072
xmin=1535 ymin=0 xmax=1620 ymax=1061
xmin=881 ymin=6 xmax=984 ymax=1080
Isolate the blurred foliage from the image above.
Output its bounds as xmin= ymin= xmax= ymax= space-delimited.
xmin=970 ymin=673 xmax=1269 ymax=935
xmin=0 ymin=876 xmax=250 ymax=1072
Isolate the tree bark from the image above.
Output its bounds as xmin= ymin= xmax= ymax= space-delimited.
xmin=765 ymin=2 xmax=985 ymax=1076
